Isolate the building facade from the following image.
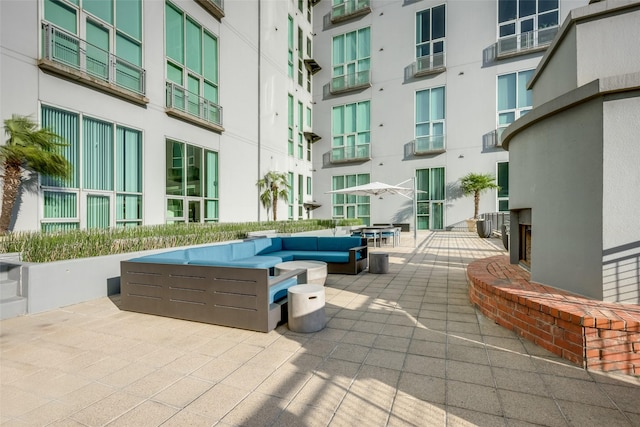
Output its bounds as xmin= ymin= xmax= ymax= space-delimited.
xmin=310 ymin=0 xmax=588 ymax=229
xmin=1 ymin=0 xmax=588 ymax=232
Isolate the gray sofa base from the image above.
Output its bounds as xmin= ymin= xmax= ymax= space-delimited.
xmin=120 ymin=261 xmax=306 ymax=332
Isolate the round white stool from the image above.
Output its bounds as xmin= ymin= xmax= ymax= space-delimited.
xmin=287 ymin=284 xmax=326 ymax=333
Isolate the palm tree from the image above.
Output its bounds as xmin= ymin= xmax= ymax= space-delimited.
xmin=257 ymin=171 xmax=290 ymax=221
xmin=1 ymin=115 xmax=71 ymax=234
xmin=459 ymin=172 xmax=499 ymax=219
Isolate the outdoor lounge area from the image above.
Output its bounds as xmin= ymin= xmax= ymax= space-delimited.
xmin=1 ymin=231 xmax=638 ymax=426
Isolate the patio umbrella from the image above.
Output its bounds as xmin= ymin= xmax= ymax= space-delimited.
xmin=326 ymin=181 xmax=411 ymax=197
xmin=326 ymin=180 xmax=418 ymax=245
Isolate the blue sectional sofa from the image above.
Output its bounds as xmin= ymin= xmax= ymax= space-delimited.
xmin=119 ymin=236 xmax=367 ymax=332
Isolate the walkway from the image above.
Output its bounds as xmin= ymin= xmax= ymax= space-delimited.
xmin=1 ymin=232 xmax=639 ymax=426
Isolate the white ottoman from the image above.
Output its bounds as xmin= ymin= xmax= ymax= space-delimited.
xmin=275 ymin=260 xmax=328 ymax=285
xmin=287 ymin=284 xmax=326 ymax=333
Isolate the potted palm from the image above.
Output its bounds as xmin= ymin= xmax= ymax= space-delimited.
xmin=459 ymin=172 xmax=499 ymax=234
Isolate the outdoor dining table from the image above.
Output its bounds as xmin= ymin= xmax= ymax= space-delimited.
xmin=355 ymin=226 xmax=401 ymax=247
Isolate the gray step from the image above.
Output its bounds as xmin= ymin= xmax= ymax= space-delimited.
xmin=0 ymin=296 xmax=27 ymax=320
xmin=0 ymin=279 xmax=19 ymax=300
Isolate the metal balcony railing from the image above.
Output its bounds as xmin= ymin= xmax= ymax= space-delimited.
xmin=331 ymin=0 xmax=371 ymax=22
xmin=330 ymin=144 xmax=370 ymax=163
xmin=330 ymin=70 xmax=371 ymax=94
xmin=414 ymin=52 xmax=446 ymax=76
xmin=413 ymin=135 xmax=446 ymax=154
xmin=41 ymin=22 xmax=146 ymax=95
xmin=165 ymin=82 xmax=223 ymax=127
xmin=497 ymin=26 xmax=558 ymax=58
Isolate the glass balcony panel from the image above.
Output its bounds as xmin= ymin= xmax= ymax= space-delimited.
xmin=331 ymin=0 xmax=370 ymax=22
xmin=41 ymin=22 xmax=145 ymax=95
xmin=497 ymin=26 xmax=558 ymax=57
xmin=414 ymin=135 xmax=445 ymax=154
xmin=165 ymin=82 xmax=223 ymax=127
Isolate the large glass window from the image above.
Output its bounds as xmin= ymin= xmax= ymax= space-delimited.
xmin=497 ymin=69 xmax=533 ymax=139
xmin=288 ymin=15 xmax=294 ymax=79
xmin=497 ymin=162 xmax=509 ymax=211
xmin=165 ymin=140 xmax=218 ymax=223
xmin=41 ymin=105 xmax=142 ymax=230
xmin=288 ymin=94 xmax=294 ymax=156
xmin=297 ymin=101 xmax=304 ymax=160
xmin=43 ymin=0 xmax=143 ymax=91
xmin=288 ymin=172 xmax=294 ymax=220
xmin=416 ymin=5 xmax=445 ymax=60
xmin=165 ymin=2 xmax=219 ymax=117
xmin=332 ymin=100 xmax=370 ymax=161
xmin=415 ymin=86 xmax=445 ymax=152
xmin=332 ymin=174 xmax=370 ymax=226
xmin=498 ymin=0 xmax=558 ymax=41
xmin=416 ymin=168 xmax=445 ymax=230
xmin=332 ymin=27 xmax=370 ymax=88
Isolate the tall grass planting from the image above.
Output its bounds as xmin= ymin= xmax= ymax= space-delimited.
xmin=0 ymin=219 xmax=362 ymax=263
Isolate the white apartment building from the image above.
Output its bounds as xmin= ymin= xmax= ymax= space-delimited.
xmin=310 ymin=0 xmax=588 ymax=229
xmin=0 ymin=0 xmax=588 ymax=232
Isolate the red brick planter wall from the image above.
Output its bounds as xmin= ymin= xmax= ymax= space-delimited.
xmin=467 ymin=256 xmax=640 ymax=376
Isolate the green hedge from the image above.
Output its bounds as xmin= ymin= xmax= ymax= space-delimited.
xmin=0 ymin=219 xmax=362 ymax=263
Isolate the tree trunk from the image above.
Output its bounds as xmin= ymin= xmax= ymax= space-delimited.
xmin=0 ymin=162 xmax=22 ymax=234
xmin=474 ymin=191 xmax=480 ymax=219
xmin=272 ymin=189 xmax=278 ymax=221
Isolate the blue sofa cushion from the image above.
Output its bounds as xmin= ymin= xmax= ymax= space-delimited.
xmin=317 ymin=236 xmax=363 ymax=252
xmin=254 ymin=237 xmax=283 ymax=255
xmin=186 ymin=244 xmax=232 ymax=262
xmin=292 ymin=251 xmax=351 ymax=263
xmin=189 ymin=256 xmax=282 ymax=269
xmin=128 ymin=250 xmax=189 ymax=264
xmin=231 ymin=241 xmax=257 ymax=260
xmin=282 ymin=237 xmax=318 ymax=251
xmin=269 ymin=277 xmax=298 ymax=303
xmin=261 ymin=251 xmax=296 ymax=262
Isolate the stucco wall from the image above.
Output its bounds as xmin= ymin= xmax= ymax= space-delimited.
xmin=601 ymin=93 xmax=640 ymax=303
xmin=509 ymin=99 xmax=604 ymax=299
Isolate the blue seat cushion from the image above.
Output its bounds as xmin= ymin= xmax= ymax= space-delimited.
xmin=186 ymin=244 xmax=232 ymax=262
xmin=293 ymin=251 xmax=351 ymax=263
xmin=188 ymin=255 xmax=282 ymax=269
xmin=317 ymin=236 xmax=363 ymax=252
xmin=128 ymin=250 xmax=189 ymax=264
xmin=269 ymin=277 xmax=298 ymax=303
xmin=231 ymin=241 xmax=258 ymax=260
xmin=282 ymin=237 xmax=318 ymax=251
xmin=261 ymin=251 xmax=296 ymax=262
xmin=254 ymin=237 xmax=283 ymax=255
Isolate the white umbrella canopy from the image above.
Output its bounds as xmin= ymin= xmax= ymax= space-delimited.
xmin=326 ymin=181 xmax=411 ymax=197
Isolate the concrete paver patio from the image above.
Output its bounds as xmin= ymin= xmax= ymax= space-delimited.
xmin=1 ymin=231 xmax=639 ymax=426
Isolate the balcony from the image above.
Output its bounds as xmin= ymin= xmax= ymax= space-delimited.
xmin=413 ymin=52 xmax=446 ymax=77
xmin=39 ymin=22 xmax=147 ymax=105
xmin=412 ymin=135 xmax=446 ymax=155
xmin=330 ymin=70 xmax=371 ymax=94
xmin=331 ymin=0 xmax=371 ymax=23
xmin=330 ymin=144 xmax=370 ymax=164
xmin=496 ymin=26 xmax=558 ymax=59
xmin=194 ymin=0 xmax=224 ymax=20
xmin=304 ymin=131 xmax=322 ymax=143
xmin=165 ymin=82 xmax=224 ymax=133
xmin=304 ymin=58 xmax=322 ymax=75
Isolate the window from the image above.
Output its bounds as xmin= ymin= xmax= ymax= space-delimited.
xmin=41 ymin=105 xmax=142 ymax=231
xmin=498 ymin=0 xmax=559 ymax=52
xmin=298 ymin=27 xmax=304 ymax=86
xmin=297 ymin=101 xmax=304 ymax=159
xmin=288 ymin=94 xmax=294 ymax=156
xmin=288 ymin=16 xmax=294 ymax=78
xmin=332 ymin=174 xmax=370 ymax=226
xmin=306 ymin=176 xmax=312 ymax=196
xmin=307 ymin=0 xmax=312 ymax=23
xmin=165 ymin=2 xmax=219 ymax=124
xmin=306 ymin=37 xmax=313 ymax=92
xmin=415 ymin=86 xmax=445 ymax=153
xmin=298 ymin=174 xmax=304 ymax=218
xmin=415 ymin=168 xmax=445 ymax=230
xmin=416 ymin=5 xmax=445 ymax=71
xmin=331 ymin=100 xmax=370 ymax=162
xmin=331 ymin=27 xmax=370 ymax=92
xmin=497 ymin=162 xmax=509 ymax=211
xmin=165 ymin=140 xmax=218 ymax=223
xmin=288 ymin=172 xmax=294 ymax=220
xmin=497 ymin=70 xmax=533 ymax=139
xmin=42 ymin=0 xmax=144 ymax=93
